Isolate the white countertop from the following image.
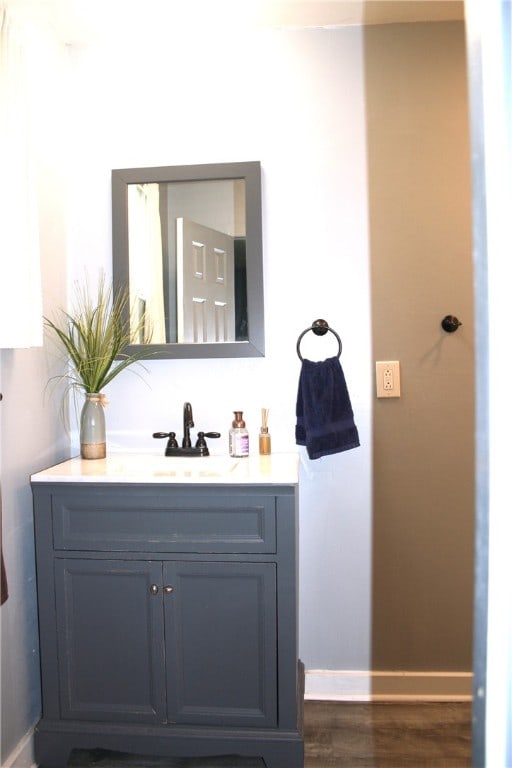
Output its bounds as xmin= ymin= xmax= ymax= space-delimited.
xmin=31 ymin=452 xmax=300 ymax=486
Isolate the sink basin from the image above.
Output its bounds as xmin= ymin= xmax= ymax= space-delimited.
xmin=152 ymin=456 xmax=241 ymax=477
xmin=101 ymin=454 xmax=241 ymax=480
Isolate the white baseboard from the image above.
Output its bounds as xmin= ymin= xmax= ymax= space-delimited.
xmin=305 ymin=669 xmax=473 ymax=701
xmin=2 ymin=726 xmax=37 ymax=768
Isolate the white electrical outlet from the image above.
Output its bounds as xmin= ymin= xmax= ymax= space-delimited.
xmin=376 ymin=361 xmax=401 ymax=398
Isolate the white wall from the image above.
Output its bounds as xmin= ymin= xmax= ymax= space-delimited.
xmin=0 ymin=17 xmax=70 ymax=766
xmin=66 ymin=24 xmax=373 ymax=673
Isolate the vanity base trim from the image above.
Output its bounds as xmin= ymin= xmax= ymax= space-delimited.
xmin=34 ymin=716 xmax=304 ymax=768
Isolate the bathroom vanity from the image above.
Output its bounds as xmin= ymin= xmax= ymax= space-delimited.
xmin=31 ymin=453 xmax=303 ymax=768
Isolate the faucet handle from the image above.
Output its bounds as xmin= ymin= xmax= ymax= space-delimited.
xmin=153 ymin=431 xmax=179 ymax=448
xmin=195 ymin=431 xmax=221 ymax=449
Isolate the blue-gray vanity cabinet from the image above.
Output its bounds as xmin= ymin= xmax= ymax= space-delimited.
xmin=32 ymin=481 xmax=304 ymax=768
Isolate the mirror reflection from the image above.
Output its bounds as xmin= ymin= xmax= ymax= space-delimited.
xmin=112 ymin=162 xmax=264 ymax=359
xmin=128 ymin=178 xmax=247 ymax=345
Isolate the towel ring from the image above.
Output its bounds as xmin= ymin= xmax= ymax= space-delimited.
xmin=296 ymin=319 xmax=342 ymax=361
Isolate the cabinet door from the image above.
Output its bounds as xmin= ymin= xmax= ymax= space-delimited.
xmin=54 ymin=559 xmax=166 ymax=723
xmin=164 ymin=561 xmax=277 ymax=728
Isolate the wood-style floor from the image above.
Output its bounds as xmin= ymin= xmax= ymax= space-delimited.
xmin=66 ymin=701 xmax=472 ymax=767
xmin=304 ymin=701 xmax=472 ymax=767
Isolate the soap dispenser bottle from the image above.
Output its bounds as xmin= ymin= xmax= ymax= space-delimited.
xmin=229 ymin=411 xmax=249 ymax=457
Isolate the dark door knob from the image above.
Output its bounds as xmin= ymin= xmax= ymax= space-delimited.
xmin=441 ymin=315 xmax=462 ymax=333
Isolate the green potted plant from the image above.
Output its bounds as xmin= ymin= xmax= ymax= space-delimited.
xmin=45 ymin=274 xmax=150 ymax=459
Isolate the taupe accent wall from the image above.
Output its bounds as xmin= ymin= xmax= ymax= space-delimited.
xmin=365 ymin=21 xmax=474 ymax=671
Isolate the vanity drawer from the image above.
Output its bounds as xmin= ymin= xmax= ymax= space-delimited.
xmin=51 ymin=490 xmax=276 ymax=553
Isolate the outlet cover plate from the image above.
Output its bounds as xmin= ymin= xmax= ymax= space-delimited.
xmin=376 ymin=360 xmax=401 ymax=398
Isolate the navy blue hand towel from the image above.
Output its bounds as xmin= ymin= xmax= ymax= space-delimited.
xmin=295 ymin=356 xmax=360 ymax=460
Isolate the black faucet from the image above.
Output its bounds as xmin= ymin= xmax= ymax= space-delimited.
xmin=152 ymin=402 xmax=221 ymax=456
xmin=182 ymin=402 xmax=194 ymax=448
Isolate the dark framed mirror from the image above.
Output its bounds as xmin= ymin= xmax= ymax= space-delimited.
xmin=112 ymin=161 xmax=264 ymax=359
